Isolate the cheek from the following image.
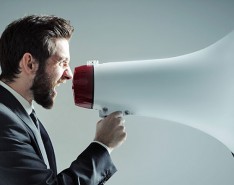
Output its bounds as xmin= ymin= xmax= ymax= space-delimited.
xmin=48 ymin=68 xmax=64 ymax=82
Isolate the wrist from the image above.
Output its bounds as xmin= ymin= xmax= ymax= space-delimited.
xmin=92 ymin=140 xmax=113 ymax=154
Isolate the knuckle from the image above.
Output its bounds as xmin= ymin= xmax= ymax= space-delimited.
xmin=123 ymin=132 xmax=127 ymax=138
xmin=120 ymin=132 xmax=127 ymax=141
xmin=117 ymin=125 xmax=126 ymax=133
xmin=119 ymin=125 xmax=125 ymax=130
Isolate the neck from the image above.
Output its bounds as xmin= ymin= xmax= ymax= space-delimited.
xmin=2 ymin=79 xmax=33 ymax=104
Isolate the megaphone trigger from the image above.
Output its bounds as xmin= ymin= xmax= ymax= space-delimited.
xmin=99 ymin=107 xmax=132 ymax=118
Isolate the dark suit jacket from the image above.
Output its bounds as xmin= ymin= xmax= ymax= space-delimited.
xmin=0 ymin=85 xmax=117 ymax=185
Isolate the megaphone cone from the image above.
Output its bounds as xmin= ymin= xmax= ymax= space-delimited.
xmin=73 ymin=30 xmax=234 ymax=153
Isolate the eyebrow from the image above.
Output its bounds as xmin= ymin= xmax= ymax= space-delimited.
xmin=55 ymin=56 xmax=70 ymax=62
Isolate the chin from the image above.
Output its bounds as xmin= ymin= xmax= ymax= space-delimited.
xmin=38 ymin=95 xmax=55 ymax=109
xmin=43 ymin=101 xmax=54 ymax=109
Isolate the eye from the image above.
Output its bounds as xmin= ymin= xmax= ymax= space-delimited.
xmin=58 ymin=61 xmax=63 ymax=66
xmin=58 ymin=60 xmax=69 ymax=68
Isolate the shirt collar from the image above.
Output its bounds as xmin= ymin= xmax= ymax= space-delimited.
xmin=0 ymin=81 xmax=33 ymax=115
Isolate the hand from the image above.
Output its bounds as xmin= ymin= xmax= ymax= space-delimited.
xmin=94 ymin=111 xmax=127 ymax=152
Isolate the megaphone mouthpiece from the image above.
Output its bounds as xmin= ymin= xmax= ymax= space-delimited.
xmin=73 ymin=65 xmax=94 ymax=109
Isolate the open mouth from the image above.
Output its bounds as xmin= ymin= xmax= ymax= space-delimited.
xmin=51 ymin=83 xmax=61 ymax=97
xmin=51 ymin=80 xmax=66 ymax=97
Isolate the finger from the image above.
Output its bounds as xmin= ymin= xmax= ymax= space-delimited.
xmin=117 ymin=116 xmax=125 ymax=124
xmin=111 ymin=111 xmax=123 ymax=118
xmin=105 ymin=111 xmax=122 ymax=120
xmin=97 ymin=118 xmax=103 ymax=124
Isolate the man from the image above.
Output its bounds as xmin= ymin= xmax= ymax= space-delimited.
xmin=0 ymin=15 xmax=127 ymax=185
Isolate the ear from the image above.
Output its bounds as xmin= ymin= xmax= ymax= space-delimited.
xmin=19 ymin=53 xmax=38 ymax=75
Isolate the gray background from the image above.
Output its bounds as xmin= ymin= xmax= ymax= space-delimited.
xmin=1 ymin=0 xmax=234 ymax=184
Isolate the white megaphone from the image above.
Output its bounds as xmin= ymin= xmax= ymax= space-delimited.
xmin=72 ymin=30 xmax=234 ymax=153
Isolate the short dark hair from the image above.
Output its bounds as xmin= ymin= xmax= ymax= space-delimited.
xmin=0 ymin=15 xmax=74 ymax=82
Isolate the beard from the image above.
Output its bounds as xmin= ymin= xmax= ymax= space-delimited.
xmin=31 ymin=69 xmax=56 ymax=109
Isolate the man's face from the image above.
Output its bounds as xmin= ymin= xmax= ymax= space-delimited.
xmin=31 ymin=38 xmax=72 ymax=109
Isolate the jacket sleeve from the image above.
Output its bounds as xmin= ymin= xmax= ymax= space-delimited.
xmin=0 ymin=109 xmax=117 ymax=185
xmin=57 ymin=143 xmax=117 ymax=185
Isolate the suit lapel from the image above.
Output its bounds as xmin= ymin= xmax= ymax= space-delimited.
xmin=0 ymin=85 xmax=57 ymax=174
xmin=39 ymin=120 xmax=57 ymax=174
xmin=0 ymin=85 xmax=40 ymax=145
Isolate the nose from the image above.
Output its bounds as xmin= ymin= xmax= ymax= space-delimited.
xmin=62 ymin=67 xmax=73 ymax=80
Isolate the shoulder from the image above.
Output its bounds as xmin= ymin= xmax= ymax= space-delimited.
xmin=0 ymin=103 xmax=22 ymax=127
xmin=0 ymin=102 xmax=30 ymax=140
